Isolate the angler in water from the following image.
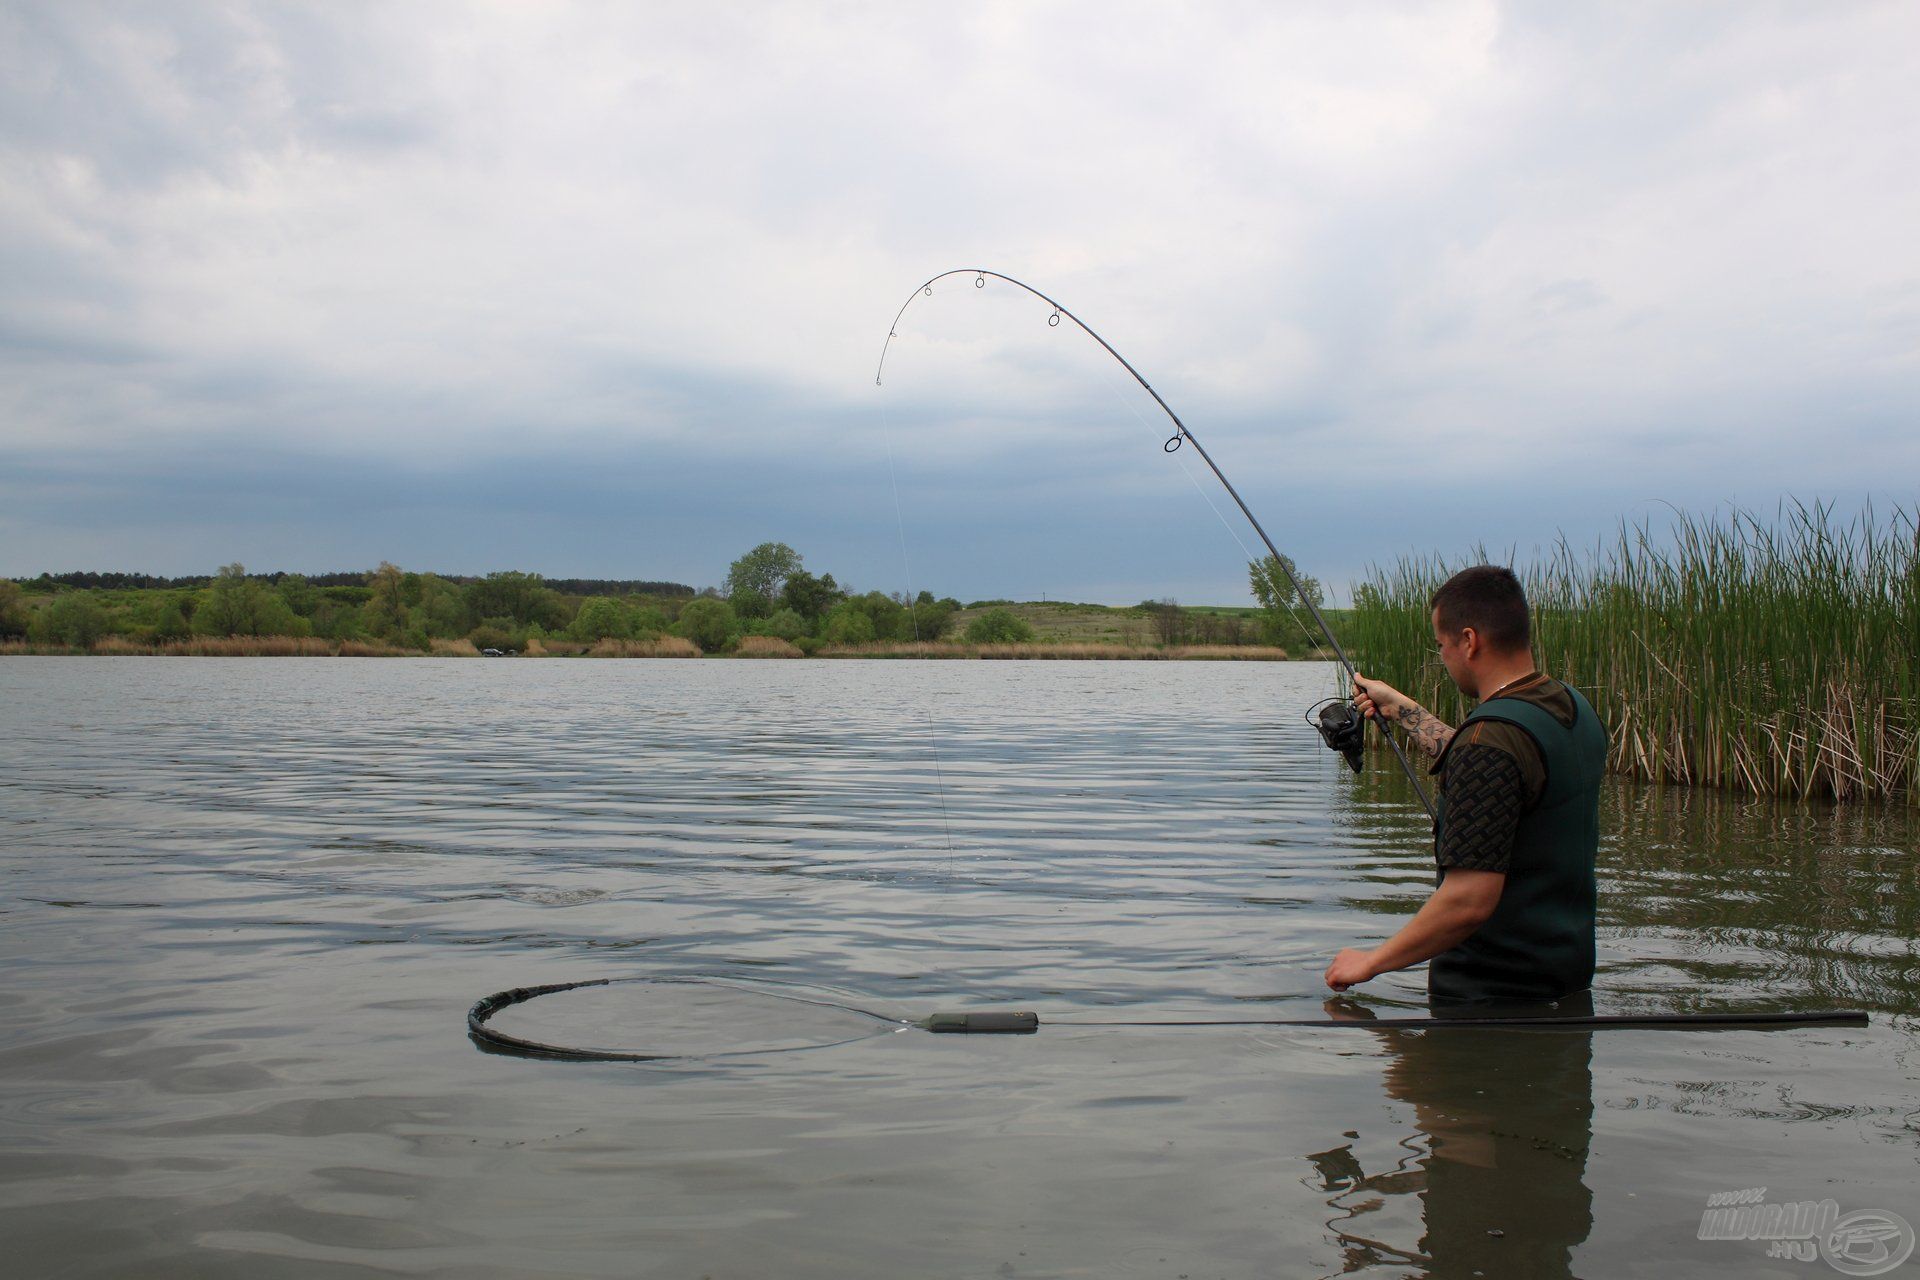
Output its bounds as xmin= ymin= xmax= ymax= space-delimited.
xmin=1325 ymin=565 xmax=1608 ymax=1006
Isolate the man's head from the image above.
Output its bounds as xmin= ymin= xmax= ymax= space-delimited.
xmin=1429 ymin=565 xmax=1532 ymax=697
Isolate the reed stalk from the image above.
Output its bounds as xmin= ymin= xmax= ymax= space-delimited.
xmin=1348 ymin=502 xmax=1919 ymax=805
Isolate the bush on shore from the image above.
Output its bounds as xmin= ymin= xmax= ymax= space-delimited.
xmin=964 ymin=607 xmax=1036 ymax=644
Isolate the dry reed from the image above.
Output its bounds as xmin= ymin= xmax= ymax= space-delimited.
xmin=815 ymin=641 xmax=1292 ymax=661
xmin=165 ymin=635 xmax=337 ymax=657
xmin=336 ymin=639 xmax=414 ymax=657
xmin=430 ymin=637 xmax=481 ymax=656
xmin=733 ymin=635 xmax=802 ymax=658
xmin=587 ymin=636 xmax=702 ymax=658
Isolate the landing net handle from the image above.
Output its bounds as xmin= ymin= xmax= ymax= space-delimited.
xmin=468 ymin=979 xmax=1870 ymax=1063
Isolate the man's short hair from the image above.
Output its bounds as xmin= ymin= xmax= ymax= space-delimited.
xmin=1430 ymin=565 xmax=1530 ymax=653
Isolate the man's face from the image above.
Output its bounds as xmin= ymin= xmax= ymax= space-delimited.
xmin=1431 ymin=608 xmax=1474 ymax=697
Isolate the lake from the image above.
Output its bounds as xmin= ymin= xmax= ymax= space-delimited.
xmin=1 ymin=656 xmax=1915 ymax=1278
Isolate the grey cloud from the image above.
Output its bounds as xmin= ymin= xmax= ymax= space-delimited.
xmin=1 ymin=3 xmax=1915 ymax=598
xmin=0 ymin=3 xmax=436 ymax=188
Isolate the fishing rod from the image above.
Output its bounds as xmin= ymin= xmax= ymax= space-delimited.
xmin=878 ymin=268 xmax=1435 ymax=820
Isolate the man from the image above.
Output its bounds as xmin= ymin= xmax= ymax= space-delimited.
xmin=1323 ymin=565 xmax=1607 ymax=1004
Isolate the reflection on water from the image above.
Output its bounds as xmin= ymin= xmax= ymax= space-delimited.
xmin=1312 ymin=1003 xmax=1596 ymax=1277
xmin=0 ymin=656 xmax=1915 ymax=1278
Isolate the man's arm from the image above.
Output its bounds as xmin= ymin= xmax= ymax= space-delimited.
xmin=1324 ymin=869 xmax=1504 ymax=991
xmin=1391 ymin=703 xmax=1455 ymax=759
xmin=1352 ymin=673 xmax=1454 ymax=759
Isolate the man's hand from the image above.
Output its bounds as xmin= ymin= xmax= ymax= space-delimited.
xmin=1324 ymin=948 xmax=1380 ymax=992
xmin=1325 ymin=871 xmax=1505 ymax=993
xmin=1354 ymin=670 xmax=1455 ymax=759
xmin=1351 ymin=672 xmax=1406 ymax=723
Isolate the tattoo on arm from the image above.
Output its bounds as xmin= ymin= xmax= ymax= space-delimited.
xmin=1394 ymin=703 xmax=1456 ymax=758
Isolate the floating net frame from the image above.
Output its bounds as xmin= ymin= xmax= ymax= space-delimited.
xmin=468 ymin=976 xmax=1870 ymax=1063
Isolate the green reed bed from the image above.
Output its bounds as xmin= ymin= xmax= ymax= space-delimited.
xmin=1348 ymin=503 xmax=1920 ymax=804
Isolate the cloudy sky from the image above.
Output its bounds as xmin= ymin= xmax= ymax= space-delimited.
xmin=2 ymin=2 xmax=1915 ymax=603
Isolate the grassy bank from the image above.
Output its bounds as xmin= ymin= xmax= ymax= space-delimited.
xmin=2 ymin=555 xmax=1350 ymax=659
xmin=814 ymin=641 xmax=1295 ymax=660
xmin=1348 ymin=503 xmax=1919 ymax=805
xmin=948 ymin=600 xmax=1347 ymax=652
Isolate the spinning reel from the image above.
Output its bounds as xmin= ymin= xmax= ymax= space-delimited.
xmin=1305 ymin=697 xmax=1370 ymax=773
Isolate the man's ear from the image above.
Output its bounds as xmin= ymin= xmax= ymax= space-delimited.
xmin=1458 ymin=625 xmax=1481 ymax=660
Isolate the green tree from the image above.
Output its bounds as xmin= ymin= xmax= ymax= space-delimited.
xmin=630 ymin=604 xmax=670 ymax=639
xmin=725 ymin=542 xmax=803 ymax=619
xmin=195 ymin=563 xmax=298 ymax=636
xmin=465 ymin=571 xmax=564 ymax=628
xmin=0 ymin=580 xmax=27 ymax=640
xmin=1249 ymin=553 xmax=1324 ymax=610
xmin=568 ymin=596 xmax=631 ymax=642
xmin=763 ymin=607 xmax=808 ymax=642
xmin=314 ymin=602 xmax=365 ymax=642
xmin=42 ymin=592 xmax=109 ymax=646
xmin=278 ymin=574 xmax=319 ymax=617
xmin=849 ymin=590 xmax=910 ymax=641
xmin=1249 ymin=554 xmax=1324 ymax=646
xmin=907 ymin=591 xmax=960 ymax=640
xmin=415 ymin=574 xmax=469 ymax=637
xmin=965 ymin=607 xmax=1035 ymax=644
xmin=362 ymin=561 xmax=409 ymax=638
xmin=150 ymin=598 xmax=190 ymax=642
xmin=780 ymin=569 xmax=843 ymax=620
xmin=821 ymin=600 xmax=876 ymax=645
xmin=675 ymin=597 xmax=738 ymax=652
xmin=1144 ymin=598 xmax=1187 ymax=646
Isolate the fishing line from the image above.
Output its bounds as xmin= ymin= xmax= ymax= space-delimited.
xmin=879 ymin=268 xmax=1435 ymax=819
xmin=880 ymin=408 xmax=958 ymax=873
xmin=467 ymin=977 xmax=1871 ymax=1063
xmin=1088 ymin=351 xmax=1329 ymax=678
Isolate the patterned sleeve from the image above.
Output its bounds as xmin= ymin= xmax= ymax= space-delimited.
xmin=1438 ymin=743 xmax=1526 ymax=874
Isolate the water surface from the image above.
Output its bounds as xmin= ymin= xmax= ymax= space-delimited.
xmin=2 ymin=657 xmax=1915 ymax=1278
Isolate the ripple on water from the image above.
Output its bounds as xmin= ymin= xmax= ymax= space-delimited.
xmin=1 ymin=656 xmax=1917 ymax=1278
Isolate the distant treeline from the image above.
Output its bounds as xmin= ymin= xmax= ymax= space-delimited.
xmin=2 ymin=542 xmax=1326 ymax=658
xmin=21 ymin=570 xmax=695 ymax=596
xmin=0 ymin=543 xmax=966 ymax=656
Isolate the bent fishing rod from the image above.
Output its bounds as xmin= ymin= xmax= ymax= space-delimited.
xmin=878 ymin=268 xmax=1435 ymax=821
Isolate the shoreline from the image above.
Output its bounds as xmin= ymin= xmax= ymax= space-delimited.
xmin=0 ymin=638 xmax=1313 ymax=661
